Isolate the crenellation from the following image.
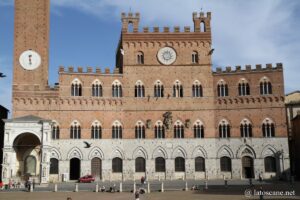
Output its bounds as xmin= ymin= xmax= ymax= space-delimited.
xmin=266 ymin=63 xmax=272 ymax=69
xmin=153 ymin=27 xmax=159 ymax=33
xmin=235 ymin=66 xmax=241 ymax=71
xmin=245 ymin=65 xmax=251 ymax=71
xmin=143 ymin=27 xmax=149 ymax=33
xmin=256 ymin=64 xmax=262 ymax=70
xmin=87 ymin=67 xmax=93 ymax=73
xmin=114 ymin=68 xmax=120 ymax=74
xmin=213 ymin=63 xmax=284 ymax=74
xmin=77 ymin=67 xmax=83 ymax=73
xmin=105 ymin=68 xmax=110 ymax=74
xmin=59 ymin=66 xmax=64 ymax=72
xmin=226 ymin=66 xmax=232 ymax=72
xmin=276 ymin=63 xmax=283 ymax=69
xmin=68 ymin=66 xmax=74 ymax=73
xmin=216 ymin=67 xmax=222 ymax=73
xmin=174 ymin=26 xmax=180 ymax=33
xmin=184 ymin=26 xmax=190 ymax=32
xmin=163 ymin=27 xmax=170 ymax=33
xmin=96 ymin=67 xmax=101 ymax=74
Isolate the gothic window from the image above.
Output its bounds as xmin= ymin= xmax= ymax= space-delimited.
xmin=92 ymin=80 xmax=103 ymax=97
xmin=135 ymin=157 xmax=146 ymax=172
xmin=217 ymin=80 xmax=228 ymax=97
xmin=200 ymin=21 xmax=206 ymax=32
xmin=112 ymin=80 xmax=122 ymax=98
xmin=71 ymin=79 xmax=82 ymax=96
xmin=219 ymin=119 xmax=230 ymax=138
xmin=238 ymin=79 xmax=250 ymax=96
xmin=240 ymin=119 xmax=252 ymax=138
xmin=154 ymin=80 xmax=164 ymax=98
xmin=192 ymin=80 xmax=203 ymax=97
xmin=260 ymin=77 xmax=272 ymax=95
xmin=135 ymin=121 xmax=145 ymax=139
xmin=137 ymin=51 xmax=144 ymax=64
xmin=155 ymin=157 xmax=166 ymax=172
xmin=52 ymin=121 xmax=60 ymax=140
xmin=193 ymin=120 xmax=204 ymax=138
xmin=264 ymin=156 xmax=276 ymax=172
xmin=220 ymin=156 xmax=232 ymax=172
xmin=195 ymin=157 xmax=205 ymax=172
xmin=174 ymin=120 xmax=184 ymax=138
xmin=173 ymin=80 xmax=183 ymax=97
xmin=262 ymin=118 xmax=275 ymax=137
xmin=175 ymin=157 xmax=185 ymax=172
xmin=192 ymin=51 xmax=199 ymax=64
xmin=50 ymin=158 xmax=59 ymax=174
xmin=112 ymin=121 xmax=122 ymax=139
xmin=70 ymin=120 xmax=81 ymax=139
xmin=155 ymin=121 xmax=165 ymax=139
xmin=91 ymin=121 xmax=102 ymax=139
xmin=112 ymin=157 xmax=122 ymax=173
xmin=135 ymin=81 xmax=145 ymax=98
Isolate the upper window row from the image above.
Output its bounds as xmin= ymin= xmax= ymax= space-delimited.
xmin=136 ymin=51 xmax=199 ymax=64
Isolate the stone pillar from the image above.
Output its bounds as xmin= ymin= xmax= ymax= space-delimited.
xmin=119 ymin=182 xmax=123 ymax=192
xmin=147 ymin=182 xmax=150 ymax=193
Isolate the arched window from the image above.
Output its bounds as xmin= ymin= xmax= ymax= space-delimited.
xmin=155 ymin=157 xmax=166 ymax=172
xmin=135 ymin=81 xmax=145 ymax=98
xmin=52 ymin=121 xmax=60 ymax=140
xmin=200 ymin=21 xmax=206 ymax=32
xmin=154 ymin=80 xmax=164 ymax=98
xmin=260 ymin=77 xmax=272 ymax=95
xmin=70 ymin=120 xmax=81 ymax=139
xmin=112 ymin=80 xmax=122 ymax=98
xmin=112 ymin=157 xmax=122 ymax=173
xmin=192 ymin=51 xmax=199 ymax=64
xmin=175 ymin=157 xmax=185 ymax=172
xmin=220 ymin=156 xmax=232 ymax=172
xmin=50 ymin=158 xmax=59 ymax=174
xmin=92 ymin=80 xmax=103 ymax=97
xmin=135 ymin=157 xmax=146 ymax=172
xmin=238 ymin=79 xmax=250 ymax=96
xmin=174 ymin=120 xmax=184 ymax=138
xmin=192 ymin=80 xmax=203 ymax=97
xmin=262 ymin=118 xmax=275 ymax=137
xmin=71 ymin=79 xmax=82 ymax=96
xmin=193 ymin=120 xmax=204 ymax=138
xmin=91 ymin=121 xmax=102 ymax=139
xmin=219 ymin=119 xmax=230 ymax=138
xmin=195 ymin=157 xmax=205 ymax=172
xmin=112 ymin=121 xmax=122 ymax=139
xmin=240 ymin=119 xmax=252 ymax=138
xmin=155 ymin=121 xmax=165 ymax=139
xmin=135 ymin=121 xmax=145 ymax=139
xmin=264 ymin=156 xmax=276 ymax=172
xmin=128 ymin=22 xmax=134 ymax=33
xmin=173 ymin=80 xmax=183 ymax=97
xmin=217 ymin=80 xmax=228 ymax=97
xmin=137 ymin=51 xmax=144 ymax=64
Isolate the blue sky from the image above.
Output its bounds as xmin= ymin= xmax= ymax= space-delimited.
xmin=1 ymin=0 xmax=300 ymax=112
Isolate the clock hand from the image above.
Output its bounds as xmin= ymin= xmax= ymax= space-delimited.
xmin=28 ymin=55 xmax=32 ymax=65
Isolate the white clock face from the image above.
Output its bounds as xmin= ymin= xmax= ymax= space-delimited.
xmin=19 ymin=50 xmax=41 ymax=70
xmin=157 ymin=47 xmax=177 ymax=65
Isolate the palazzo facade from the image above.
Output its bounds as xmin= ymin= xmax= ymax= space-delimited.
xmin=1 ymin=0 xmax=290 ymax=184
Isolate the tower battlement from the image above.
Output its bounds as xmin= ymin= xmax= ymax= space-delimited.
xmin=214 ymin=63 xmax=283 ymax=74
xmin=59 ymin=66 xmax=121 ymax=75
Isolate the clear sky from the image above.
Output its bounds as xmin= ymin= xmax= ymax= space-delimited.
xmin=1 ymin=0 xmax=300 ymax=112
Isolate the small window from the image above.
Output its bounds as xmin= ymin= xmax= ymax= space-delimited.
xmin=192 ymin=51 xmax=199 ymax=64
xmin=219 ymin=120 xmax=230 ymax=138
xmin=262 ymin=118 xmax=275 ymax=137
xmin=194 ymin=121 xmax=204 ymax=138
xmin=135 ymin=157 xmax=146 ymax=172
xmin=71 ymin=79 xmax=82 ymax=96
xmin=155 ymin=121 xmax=165 ymax=139
xmin=195 ymin=157 xmax=205 ymax=172
xmin=238 ymin=79 xmax=250 ymax=96
xmin=192 ymin=81 xmax=203 ymax=97
xmin=112 ymin=80 xmax=122 ymax=98
xmin=154 ymin=81 xmax=164 ymax=98
xmin=240 ymin=119 xmax=252 ymax=138
xmin=91 ymin=121 xmax=102 ymax=139
xmin=52 ymin=122 xmax=60 ymax=140
xmin=175 ymin=157 xmax=185 ymax=172
xmin=135 ymin=81 xmax=145 ymax=98
xmin=217 ymin=80 xmax=228 ymax=97
xmin=112 ymin=121 xmax=122 ymax=139
xmin=70 ymin=121 xmax=81 ymax=139
xmin=92 ymin=80 xmax=103 ymax=97
xmin=112 ymin=157 xmax=122 ymax=173
xmin=260 ymin=78 xmax=272 ymax=95
xmin=173 ymin=80 xmax=183 ymax=98
xmin=137 ymin=52 xmax=144 ymax=64
xmin=50 ymin=158 xmax=59 ymax=174
xmin=135 ymin=121 xmax=145 ymax=139
xmin=220 ymin=156 xmax=231 ymax=172
xmin=155 ymin=157 xmax=166 ymax=172
xmin=264 ymin=156 xmax=276 ymax=172
xmin=174 ymin=121 xmax=184 ymax=138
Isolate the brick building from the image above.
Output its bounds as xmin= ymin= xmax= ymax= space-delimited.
xmin=1 ymin=0 xmax=290 ymax=184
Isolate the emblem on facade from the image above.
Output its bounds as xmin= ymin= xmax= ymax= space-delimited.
xmin=146 ymin=119 xmax=152 ymax=129
xmin=163 ymin=111 xmax=173 ymax=130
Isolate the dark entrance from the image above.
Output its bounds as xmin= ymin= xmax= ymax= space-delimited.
xmin=91 ymin=157 xmax=102 ymax=180
xmin=70 ymin=158 xmax=80 ymax=180
xmin=242 ymin=156 xmax=254 ymax=178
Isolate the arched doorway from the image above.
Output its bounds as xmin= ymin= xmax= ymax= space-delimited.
xmin=70 ymin=158 xmax=81 ymax=180
xmin=25 ymin=156 xmax=37 ymax=175
xmin=242 ymin=156 xmax=254 ymax=178
xmin=91 ymin=158 xmax=102 ymax=180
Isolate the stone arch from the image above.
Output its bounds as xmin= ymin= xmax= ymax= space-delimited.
xmin=152 ymin=146 xmax=168 ymax=159
xmin=236 ymin=145 xmax=256 ymax=159
xmin=88 ymin=147 xmax=104 ymax=160
xmin=217 ymin=145 xmax=234 ymax=158
xmin=67 ymin=147 xmax=83 ymax=160
xmin=111 ymin=147 xmax=125 ymax=159
xmin=261 ymin=145 xmax=277 ymax=158
xmin=13 ymin=130 xmax=41 ymax=145
xmin=132 ymin=146 xmax=148 ymax=159
xmin=172 ymin=146 xmax=187 ymax=158
xmin=192 ymin=146 xmax=208 ymax=158
xmin=50 ymin=147 xmax=62 ymax=160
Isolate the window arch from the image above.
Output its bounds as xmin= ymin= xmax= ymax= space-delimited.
xmin=240 ymin=119 xmax=252 ymax=138
xmin=262 ymin=118 xmax=275 ymax=137
xmin=112 ymin=121 xmax=122 ymax=139
xmin=193 ymin=120 xmax=204 ymax=138
xmin=92 ymin=80 xmax=103 ymax=97
xmin=173 ymin=80 xmax=183 ymax=97
xmin=91 ymin=121 xmax=102 ymax=139
xmin=135 ymin=81 xmax=145 ymax=98
xmin=264 ymin=156 xmax=276 ymax=172
xmin=50 ymin=158 xmax=59 ymax=174
xmin=175 ymin=157 xmax=185 ymax=172
xmin=112 ymin=80 xmax=122 ymax=98
xmin=154 ymin=80 xmax=164 ymax=98
xmin=135 ymin=157 xmax=146 ymax=172
xmin=52 ymin=121 xmax=60 ymax=140
xmin=220 ymin=156 xmax=232 ymax=172
xmin=155 ymin=121 xmax=165 ymax=139
xmin=217 ymin=80 xmax=228 ymax=97
xmin=192 ymin=51 xmax=199 ymax=64
xmin=112 ymin=157 xmax=122 ymax=173
xmin=238 ymin=79 xmax=250 ymax=96
xmin=155 ymin=157 xmax=166 ymax=172
xmin=71 ymin=79 xmax=82 ymax=96
xmin=260 ymin=77 xmax=272 ymax=95
xmin=70 ymin=120 xmax=81 ymax=139
xmin=135 ymin=121 xmax=145 ymax=139
xmin=137 ymin=51 xmax=144 ymax=64
xmin=174 ymin=120 xmax=184 ymax=138
xmin=192 ymin=80 xmax=203 ymax=97
xmin=219 ymin=119 xmax=230 ymax=138
xmin=200 ymin=21 xmax=206 ymax=32
xmin=195 ymin=157 xmax=205 ymax=172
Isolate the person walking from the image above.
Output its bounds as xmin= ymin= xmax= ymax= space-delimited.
xmin=135 ymin=190 xmax=140 ymax=200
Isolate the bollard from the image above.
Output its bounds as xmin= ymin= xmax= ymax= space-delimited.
xmin=54 ymin=184 xmax=57 ymax=192
xmin=29 ymin=184 xmax=33 ymax=192
xmin=74 ymin=183 xmax=78 ymax=192
xmin=185 ymin=181 xmax=188 ymax=191
xmin=95 ymin=183 xmax=98 ymax=192
xmin=120 ymin=182 xmax=123 ymax=193
xmin=133 ymin=181 xmax=136 ymax=193
xmin=224 ymin=179 xmax=228 ymax=187
xmin=205 ymin=180 xmax=208 ymax=190
xmin=147 ymin=182 xmax=150 ymax=193
xmin=161 ymin=182 xmax=164 ymax=192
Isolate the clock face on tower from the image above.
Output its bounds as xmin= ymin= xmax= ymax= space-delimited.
xmin=157 ymin=47 xmax=177 ymax=65
xmin=19 ymin=50 xmax=41 ymax=70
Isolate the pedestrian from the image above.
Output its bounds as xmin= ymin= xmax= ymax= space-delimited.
xmin=141 ymin=176 xmax=145 ymax=185
xmin=135 ymin=190 xmax=140 ymax=200
xmin=259 ymin=173 xmax=262 ymax=182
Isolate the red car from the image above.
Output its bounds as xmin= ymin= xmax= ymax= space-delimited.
xmin=78 ymin=175 xmax=95 ymax=183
